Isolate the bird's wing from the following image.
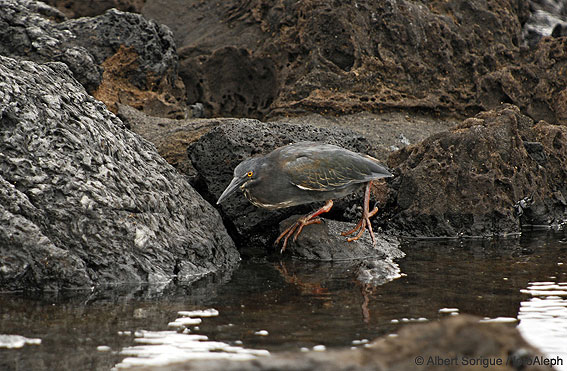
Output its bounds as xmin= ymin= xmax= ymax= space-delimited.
xmin=283 ymin=148 xmax=391 ymax=192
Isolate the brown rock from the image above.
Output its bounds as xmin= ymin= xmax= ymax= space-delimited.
xmin=141 ymin=0 xmax=533 ymax=119
xmin=140 ymin=315 xmax=551 ymax=371
xmin=386 ymin=104 xmax=567 ymax=237
xmin=93 ymin=45 xmax=187 ymax=119
xmin=477 ymin=37 xmax=567 ymax=124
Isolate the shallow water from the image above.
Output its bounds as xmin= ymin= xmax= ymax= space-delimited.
xmin=1 ymin=231 xmax=566 ymax=370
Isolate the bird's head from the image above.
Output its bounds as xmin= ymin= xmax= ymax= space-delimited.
xmin=216 ymin=158 xmax=262 ymax=205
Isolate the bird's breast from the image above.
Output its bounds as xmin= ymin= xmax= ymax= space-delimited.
xmin=242 ymin=188 xmax=295 ymax=210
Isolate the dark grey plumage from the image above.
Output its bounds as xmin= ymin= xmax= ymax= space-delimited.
xmin=217 ymin=142 xmax=392 ymax=208
xmin=217 ymin=141 xmax=393 ymax=251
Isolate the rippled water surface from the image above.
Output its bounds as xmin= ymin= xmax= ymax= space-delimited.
xmin=1 ymin=231 xmax=566 ymax=370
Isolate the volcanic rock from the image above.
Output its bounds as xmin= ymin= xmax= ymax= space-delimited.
xmin=0 ymin=0 xmax=186 ymax=118
xmin=140 ymin=0 xmax=528 ymax=119
xmin=279 ymin=216 xmax=403 ymax=262
xmin=116 ymin=104 xmax=236 ymax=179
xmin=43 ymin=0 xmax=145 ymax=19
xmin=386 ymin=104 xmax=567 ymax=237
xmin=0 ymin=55 xmax=239 ymax=291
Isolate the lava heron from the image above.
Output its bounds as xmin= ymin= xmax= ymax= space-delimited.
xmin=217 ymin=141 xmax=393 ymax=251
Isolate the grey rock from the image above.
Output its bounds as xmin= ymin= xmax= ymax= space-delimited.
xmin=0 ymin=55 xmax=239 ymax=291
xmin=356 ymin=258 xmax=403 ymax=286
xmin=522 ymin=0 xmax=567 ymax=47
xmin=0 ymin=0 xmax=180 ymax=97
xmin=0 ymin=0 xmax=102 ymax=91
xmin=187 ymin=119 xmax=388 ymax=250
xmin=61 ymin=7 xmax=179 ymax=91
xmin=280 ymin=217 xmax=404 ymax=263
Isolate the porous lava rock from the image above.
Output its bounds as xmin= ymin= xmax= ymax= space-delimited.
xmin=0 ymin=0 xmax=102 ymax=91
xmin=187 ymin=119 xmax=391 ymax=250
xmin=36 ymin=0 xmax=567 ymax=124
xmin=159 ymin=315 xmax=550 ymax=371
xmin=139 ymin=0 xmax=567 ymax=125
xmin=386 ymin=104 xmax=567 ymax=237
xmin=0 ymin=55 xmax=239 ymax=291
xmin=0 ymin=0 xmax=186 ymax=118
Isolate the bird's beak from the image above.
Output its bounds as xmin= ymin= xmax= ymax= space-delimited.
xmin=217 ymin=176 xmax=246 ymax=205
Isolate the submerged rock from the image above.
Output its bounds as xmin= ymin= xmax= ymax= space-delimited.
xmin=387 ymin=104 xmax=567 ymax=237
xmin=0 ymin=55 xmax=239 ymax=291
xmin=279 ymin=217 xmax=403 ymax=263
xmin=187 ymin=119 xmax=390 ymax=250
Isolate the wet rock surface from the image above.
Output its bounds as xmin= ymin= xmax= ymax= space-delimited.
xmin=280 ymin=217 xmax=403 ymax=262
xmin=187 ymin=119 xmax=392 ymax=252
xmin=148 ymin=315 xmax=550 ymax=371
xmin=278 ymin=216 xmax=404 ymax=285
xmin=0 ymin=0 xmax=186 ymax=118
xmin=386 ymin=104 xmax=567 ymax=237
xmin=0 ymin=55 xmax=239 ymax=291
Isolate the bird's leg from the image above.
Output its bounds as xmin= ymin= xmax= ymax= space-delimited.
xmin=275 ymin=200 xmax=334 ymax=253
xmin=341 ymin=182 xmax=378 ymax=245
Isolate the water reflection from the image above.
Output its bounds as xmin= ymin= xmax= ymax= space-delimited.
xmin=0 ymin=231 xmax=566 ymax=369
xmin=518 ymin=281 xmax=567 ymax=371
xmin=115 ymin=309 xmax=269 ymax=369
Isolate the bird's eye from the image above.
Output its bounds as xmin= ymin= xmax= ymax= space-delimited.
xmin=247 ymin=171 xmax=253 ymax=177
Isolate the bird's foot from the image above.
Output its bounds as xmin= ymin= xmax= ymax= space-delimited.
xmin=274 ymin=200 xmax=334 ymax=253
xmin=341 ymin=206 xmax=378 ymax=245
xmin=275 ymin=216 xmax=322 ymax=253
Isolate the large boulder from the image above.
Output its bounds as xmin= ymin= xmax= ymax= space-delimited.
xmin=0 ymin=0 xmax=186 ymax=118
xmin=0 ymin=0 xmax=101 ymax=91
xmin=187 ymin=119 xmax=392 ymax=251
xmin=477 ymin=37 xmax=567 ymax=124
xmin=0 ymin=55 xmax=239 ymax=291
xmin=386 ymin=104 xmax=567 ymax=237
